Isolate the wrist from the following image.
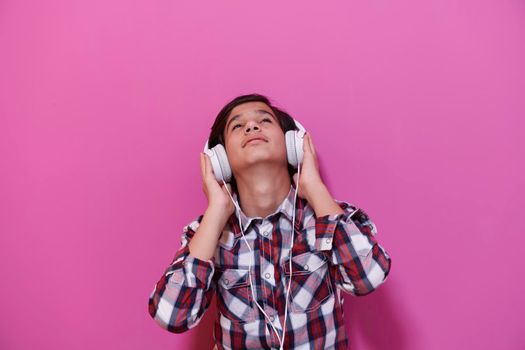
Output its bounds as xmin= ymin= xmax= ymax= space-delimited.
xmin=308 ymin=184 xmax=344 ymax=217
xmin=205 ymin=205 xmax=231 ymax=226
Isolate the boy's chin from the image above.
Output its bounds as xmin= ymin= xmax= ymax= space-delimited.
xmin=235 ymin=156 xmax=288 ymax=170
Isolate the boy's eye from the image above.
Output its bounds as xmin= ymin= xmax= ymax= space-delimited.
xmin=231 ymin=117 xmax=271 ymax=131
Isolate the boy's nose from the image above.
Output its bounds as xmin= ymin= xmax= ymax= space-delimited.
xmin=244 ymin=122 xmax=260 ymax=133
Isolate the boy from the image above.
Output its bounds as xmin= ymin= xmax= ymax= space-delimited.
xmin=148 ymin=94 xmax=392 ymax=349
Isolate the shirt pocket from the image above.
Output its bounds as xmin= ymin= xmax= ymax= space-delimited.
xmin=282 ymin=251 xmax=333 ymax=313
xmin=217 ymin=268 xmax=256 ymax=323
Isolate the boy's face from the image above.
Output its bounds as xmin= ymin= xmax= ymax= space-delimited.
xmin=223 ymin=101 xmax=288 ymax=175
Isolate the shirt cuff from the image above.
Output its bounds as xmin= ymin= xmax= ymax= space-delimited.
xmin=314 ymin=214 xmax=339 ymax=250
xmin=169 ymin=253 xmax=215 ymax=289
xmin=314 ymin=206 xmax=361 ymax=251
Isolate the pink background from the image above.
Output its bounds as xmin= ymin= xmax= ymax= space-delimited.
xmin=1 ymin=0 xmax=524 ymax=349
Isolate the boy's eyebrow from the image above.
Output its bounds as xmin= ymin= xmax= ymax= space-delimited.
xmin=225 ymin=109 xmax=276 ymax=131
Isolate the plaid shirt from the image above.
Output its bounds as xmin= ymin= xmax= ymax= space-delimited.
xmin=148 ymin=186 xmax=392 ymax=349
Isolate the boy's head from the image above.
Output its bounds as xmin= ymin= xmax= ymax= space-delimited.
xmin=208 ymin=93 xmax=299 ymax=192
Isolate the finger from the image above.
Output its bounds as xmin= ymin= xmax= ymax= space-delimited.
xmin=202 ymin=154 xmax=214 ymax=186
xmin=308 ymin=133 xmax=317 ymax=157
xmin=306 ymin=135 xmax=318 ymax=166
xmin=309 ymin=135 xmax=321 ymax=170
xmin=305 ymin=133 xmax=312 ymax=153
xmin=304 ymin=133 xmax=314 ymax=158
xmin=303 ymin=133 xmax=311 ymax=155
xmin=200 ymin=153 xmax=205 ymax=180
xmin=203 ymin=153 xmax=214 ymax=179
xmin=222 ymin=182 xmax=232 ymax=195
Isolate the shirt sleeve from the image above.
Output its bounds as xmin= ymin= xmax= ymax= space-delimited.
xmin=315 ymin=201 xmax=392 ymax=296
xmin=148 ymin=215 xmax=216 ymax=333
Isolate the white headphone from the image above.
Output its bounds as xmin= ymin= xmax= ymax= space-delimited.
xmin=203 ymin=119 xmax=307 ymax=182
xmin=203 ymin=118 xmax=307 ymax=349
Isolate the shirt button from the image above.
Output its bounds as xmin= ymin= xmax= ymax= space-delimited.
xmin=263 ymin=231 xmax=269 ymax=237
xmin=326 ymin=238 xmax=332 ymax=244
xmin=224 ymin=279 xmax=229 ymax=285
xmin=304 ymin=264 xmax=309 ymax=271
xmin=269 ymin=315 xmax=275 ymax=322
xmin=265 ymin=273 xmax=271 ymax=279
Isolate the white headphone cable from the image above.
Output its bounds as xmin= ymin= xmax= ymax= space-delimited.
xmin=222 ymin=181 xmax=285 ymax=345
xmin=221 ymin=163 xmax=300 ymax=350
xmin=221 ymin=165 xmax=301 ymax=350
xmin=280 ymin=160 xmax=300 ymax=350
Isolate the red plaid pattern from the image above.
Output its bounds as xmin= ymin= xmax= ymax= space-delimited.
xmin=149 ymin=186 xmax=391 ymax=349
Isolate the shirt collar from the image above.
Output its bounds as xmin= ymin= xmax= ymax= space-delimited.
xmin=229 ymin=185 xmax=299 ymax=234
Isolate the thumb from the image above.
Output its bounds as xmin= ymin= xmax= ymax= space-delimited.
xmin=221 ymin=182 xmax=232 ymax=195
xmin=293 ymin=173 xmax=305 ymax=199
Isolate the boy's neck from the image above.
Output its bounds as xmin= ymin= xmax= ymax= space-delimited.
xmin=235 ymin=164 xmax=292 ymax=218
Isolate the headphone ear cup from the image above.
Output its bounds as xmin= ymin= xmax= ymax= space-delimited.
xmin=204 ymin=148 xmax=223 ymax=182
xmin=294 ymin=131 xmax=304 ymax=165
xmin=286 ymin=130 xmax=299 ymax=168
xmin=208 ymin=144 xmax=232 ymax=183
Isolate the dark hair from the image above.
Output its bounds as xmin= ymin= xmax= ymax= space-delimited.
xmin=208 ymin=93 xmax=299 ymax=192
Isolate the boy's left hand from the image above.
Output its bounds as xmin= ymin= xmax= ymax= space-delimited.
xmin=292 ymin=132 xmax=325 ymax=202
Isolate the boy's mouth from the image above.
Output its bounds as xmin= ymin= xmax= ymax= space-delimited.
xmin=243 ymin=136 xmax=268 ymax=147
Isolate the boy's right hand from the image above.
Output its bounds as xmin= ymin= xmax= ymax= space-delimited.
xmin=200 ymin=152 xmax=236 ymax=220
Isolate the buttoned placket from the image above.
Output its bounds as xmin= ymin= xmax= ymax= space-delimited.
xmin=259 ymin=216 xmax=287 ymax=349
xmin=259 ymin=218 xmax=277 ymax=323
xmin=231 ymin=186 xmax=297 ymax=341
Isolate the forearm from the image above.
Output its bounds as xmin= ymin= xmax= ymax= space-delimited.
xmin=308 ymin=183 xmax=344 ymax=217
xmin=149 ymin=254 xmax=216 ymax=333
xmin=188 ymin=206 xmax=229 ymax=261
xmin=149 ymin=213 xmax=219 ymax=333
